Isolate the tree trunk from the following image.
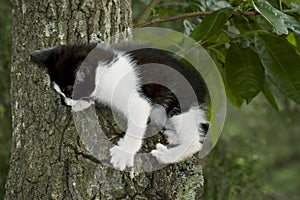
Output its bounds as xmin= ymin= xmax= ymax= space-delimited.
xmin=5 ymin=0 xmax=204 ymax=199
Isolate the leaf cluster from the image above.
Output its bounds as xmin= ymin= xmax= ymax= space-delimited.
xmin=138 ymin=0 xmax=300 ymax=109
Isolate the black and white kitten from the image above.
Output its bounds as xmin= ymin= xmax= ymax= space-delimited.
xmin=30 ymin=43 xmax=209 ymax=170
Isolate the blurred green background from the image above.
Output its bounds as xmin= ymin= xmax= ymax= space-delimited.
xmin=1 ymin=0 xmax=300 ymax=199
xmin=203 ymin=94 xmax=300 ymax=200
xmin=0 ymin=0 xmax=12 ymax=198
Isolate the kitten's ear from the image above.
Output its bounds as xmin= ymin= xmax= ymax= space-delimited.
xmin=30 ymin=45 xmax=64 ymax=66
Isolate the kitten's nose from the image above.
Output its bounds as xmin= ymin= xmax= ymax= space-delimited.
xmin=30 ymin=51 xmax=43 ymax=65
xmin=30 ymin=49 xmax=50 ymax=66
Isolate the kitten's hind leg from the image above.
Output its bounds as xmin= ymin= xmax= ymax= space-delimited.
xmin=149 ymin=104 xmax=179 ymax=145
xmin=163 ymin=129 xmax=179 ymax=145
xmin=161 ymin=122 xmax=179 ymax=145
xmin=151 ymin=107 xmax=207 ymax=164
xmin=151 ymin=141 xmax=201 ymax=164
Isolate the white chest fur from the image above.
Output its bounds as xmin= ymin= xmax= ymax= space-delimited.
xmin=92 ymin=55 xmax=141 ymax=113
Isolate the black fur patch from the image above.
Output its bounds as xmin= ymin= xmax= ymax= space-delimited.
xmin=128 ymin=48 xmax=207 ymax=117
xmin=31 ymin=44 xmax=207 ymax=114
xmin=31 ymin=44 xmax=118 ymax=99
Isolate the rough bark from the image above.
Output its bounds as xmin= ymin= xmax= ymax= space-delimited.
xmin=5 ymin=0 xmax=204 ymax=199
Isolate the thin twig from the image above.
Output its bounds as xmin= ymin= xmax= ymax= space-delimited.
xmin=136 ymin=0 xmax=162 ymax=25
xmin=135 ymin=11 xmax=259 ymax=28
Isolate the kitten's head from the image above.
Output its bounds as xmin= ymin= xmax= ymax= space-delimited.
xmin=30 ymin=44 xmax=97 ymax=100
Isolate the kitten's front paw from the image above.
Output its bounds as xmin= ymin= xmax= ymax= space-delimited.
xmin=110 ymin=146 xmax=134 ymax=171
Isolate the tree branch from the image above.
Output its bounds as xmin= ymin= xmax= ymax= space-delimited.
xmin=134 ymin=11 xmax=259 ymax=28
xmin=136 ymin=0 xmax=161 ymax=25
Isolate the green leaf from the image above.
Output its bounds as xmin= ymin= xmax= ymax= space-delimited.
xmin=281 ymin=0 xmax=300 ymax=8
xmin=224 ymin=79 xmax=245 ymax=108
xmin=286 ymin=32 xmax=297 ymax=47
xmin=288 ymin=2 xmax=300 ymax=14
xmin=225 ymin=43 xmax=265 ymax=103
xmin=224 ymin=30 xmax=253 ymax=48
xmin=254 ymin=33 xmax=300 ymax=104
xmin=206 ymin=30 xmax=231 ymax=45
xmin=230 ymin=16 xmax=261 ymax=33
xmin=209 ymin=49 xmax=244 ymax=108
xmin=155 ymin=2 xmax=194 ymax=14
xmin=252 ymin=0 xmax=300 ymax=35
xmin=262 ymin=80 xmax=279 ymax=110
xmin=219 ymin=66 xmax=244 ymax=108
xmin=190 ymin=8 xmax=234 ymax=43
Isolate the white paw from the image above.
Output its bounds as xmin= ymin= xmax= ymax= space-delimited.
xmin=151 ymin=143 xmax=172 ymax=164
xmin=72 ymin=99 xmax=94 ymax=112
xmin=110 ymin=146 xmax=134 ymax=171
xmin=164 ymin=130 xmax=179 ymax=145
